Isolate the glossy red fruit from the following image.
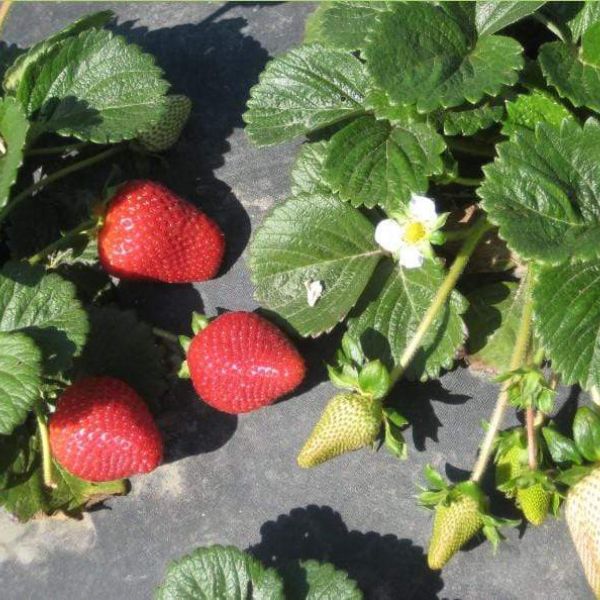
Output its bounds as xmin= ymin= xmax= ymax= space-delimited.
xmin=188 ymin=312 xmax=306 ymax=414
xmin=49 ymin=377 xmax=163 ymax=482
xmin=98 ymin=180 xmax=225 ymax=283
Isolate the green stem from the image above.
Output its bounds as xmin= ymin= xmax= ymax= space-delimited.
xmin=153 ymin=327 xmax=180 ymax=344
xmin=445 ymin=137 xmax=495 ymax=159
xmin=27 ymin=141 xmax=91 ymax=157
xmin=28 ymin=217 xmax=99 ymax=265
xmin=525 ymin=407 xmax=537 ymax=470
xmin=389 ymin=217 xmax=493 ymax=385
xmin=471 ymin=269 xmax=534 ymax=483
xmin=34 ymin=402 xmax=56 ymax=489
xmin=591 ymin=386 xmax=600 ymax=408
xmin=533 ymin=13 xmax=567 ymax=42
xmin=0 ymin=0 xmax=14 ymax=36
xmin=452 ymin=176 xmax=483 ymax=187
xmin=0 ymin=146 xmax=123 ymax=226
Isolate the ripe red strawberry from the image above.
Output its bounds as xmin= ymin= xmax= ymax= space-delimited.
xmin=98 ymin=180 xmax=225 ymax=283
xmin=187 ymin=312 xmax=306 ymax=414
xmin=49 ymin=377 xmax=163 ymax=482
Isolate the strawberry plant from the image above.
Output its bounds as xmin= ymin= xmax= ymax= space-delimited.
xmin=243 ymin=0 xmax=600 ymax=591
xmin=0 ymin=10 xmax=207 ymax=520
xmin=156 ymin=543 xmax=362 ymax=600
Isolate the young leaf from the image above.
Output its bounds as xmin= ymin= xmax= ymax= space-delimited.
xmin=534 ymin=259 xmax=600 ymax=390
xmin=304 ymin=1 xmax=387 ymax=51
xmin=0 ymin=332 xmax=42 ymax=435
xmin=290 ymin=141 xmax=332 ymax=196
xmin=0 ymin=262 xmax=88 ymax=374
xmin=573 ymin=406 xmax=600 ymax=462
xmin=244 ymin=44 xmax=370 ymax=147
xmin=249 ymin=193 xmax=382 ymax=336
xmin=465 ymin=280 xmax=531 ymax=375
xmin=16 ymin=29 xmax=169 ymax=143
xmin=480 ymin=119 xmax=600 ymax=264
xmin=3 ymin=10 xmax=114 ymax=93
xmin=542 ymin=426 xmax=583 ymax=465
xmin=323 ymin=115 xmax=445 ymax=212
xmin=346 ymin=260 xmax=467 ymax=381
xmin=0 ymin=97 xmax=29 ymax=209
xmin=74 ymin=306 xmax=167 ymax=403
xmin=364 ymin=3 xmax=523 ymax=111
xmin=155 ymin=545 xmax=284 ymax=600
xmin=502 ymin=90 xmax=573 ymax=136
xmin=0 ymin=425 xmax=126 ymax=521
xmin=443 ymin=100 xmax=505 ymax=136
xmin=539 ymin=40 xmax=600 ymax=114
xmin=279 ymin=559 xmax=363 ymax=600
xmin=475 ymin=1 xmax=546 ymax=37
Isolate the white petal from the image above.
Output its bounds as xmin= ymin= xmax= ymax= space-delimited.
xmin=409 ymin=194 xmax=437 ymax=224
xmin=399 ymin=246 xmax=425 ymax=269
xmin=305 ymin=280 xmax=324 ymax=307
xmin=375 ymin=219 xmax=404 ymax=253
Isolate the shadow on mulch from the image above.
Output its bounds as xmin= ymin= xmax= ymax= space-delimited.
xmin=248 ymin=505 xmax=446 ymax=600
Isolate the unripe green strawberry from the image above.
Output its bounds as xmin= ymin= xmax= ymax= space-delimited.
xmin=496 ymin=438 xmax=550 ymax=525
xmin=297 ymin=393 xmax=383 ymax=468
xmin=427 ymin=483 xmax=484 ymax=570
xmin=137 ymin=95 xmax=192 ymax=152
xmin=517 ymin=483 xmax=551 ymax=526
xmin=566 ymin=467 xmax=600 ymax=598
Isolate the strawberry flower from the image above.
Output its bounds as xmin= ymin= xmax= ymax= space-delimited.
xmin=374 ymin=195 xmax=446 ymax=269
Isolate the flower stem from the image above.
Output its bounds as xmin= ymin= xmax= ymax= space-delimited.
xmin=27 ymin=217 xmax=99 ymax=265
xmin=27 ymin=141 xmax=91 ymax=157
xmin=445 ymin=137 xmax=495 ymax=159
xmin=471 ymin=270 xmax=534 ymax=483
xmin=34 ymin=401 xmax=56 ymax=489
xmin=0 ymin=0 xmax=14 ymax=36
xmin=452 ymin=176 xmax=483 ymax=187
xmin=389 ymin=216 xmax=493 ymax=385
xmin=0 ymin=146 xmax=123 ymax=226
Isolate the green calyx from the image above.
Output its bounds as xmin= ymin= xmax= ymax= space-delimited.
xmin=297 ymin=392 xmax=384 ymax=468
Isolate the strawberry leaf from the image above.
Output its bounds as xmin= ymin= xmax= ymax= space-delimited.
xmin=475 ymin=1 xmax=546 ymax=37
xmin=479 ymin=119 xmax=600 ymax=264
xmin=534 ymin=259 xmax=600 ymax=390
xmin=323 ymin=115 xmax=445 ymax=212
xmin=573 ymin=406 xmax=600 ymax=462
xmin=465 ymin=280 xmax=532 ymax=375
xmin=156 ymin=545 xmax=284 ymax=600
xmin=539 ymin=40 xmax=600 ymax=114
xmin=0 ymin=332 xmax=42 ymax=435
xmin=73 ymin=306 xmax=167 ymax=404
xmin=290 ymin=141 xmax=332 ymax=196
xmin=442 ymin=100 xmax=505 ymax=136
xmin=0 ymin=97 xmax=29 ymax=209
xmin=3 ymin=10 xmax=114 ymax=94
xmin=244 ymin=44 xmax=370 ymax=147
xmin=0 ymin=425 xmax=126 ymax=521
xmin=502 ymin=90 xmax=574 ymax=137
xmin=0 ymin=262 xmax=88 ymax=374
xmin=542 ymin=425 xmax=583 ymax=465
xmin=346 ymin=260 xmax=467 ymax=381
xmin=279 ymin=559 xmax=363 ymax=600
xmin=16 ymin=28 xmax=169 ymax=143
xmin=542 ymin=2 xmax=600 ymax=43
xmin=303 ymin=1 xmax=387 ymax=51
xmin=364 ymin=3 xmax=523 ymax=112
xmin=249 ymin=193 xmax=382 ymax=337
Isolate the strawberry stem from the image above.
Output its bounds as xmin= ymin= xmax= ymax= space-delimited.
xmin=471 ymin=269 xmax=534 ymax=483
xmin=27 ymin=141 xmax=91 ymax=157
xmin=153 ymin=327 xmax=180 ymax=344
xmin=450 ymin=175 xmax=484 ymax=187
xmin=34 ymin=401 xmax=56 ymax=489
xmin=526 ymin=407 xmax=538 ymax=470
xmin=445 ymin=137 xmax=495 ymax=159
xmin=0 ymin=0 xmax=14 ymax=36
xmin=389 ymin=216 xmax=493 ymax=385
xmin=27 ymin=217 xmax=99 ymax=265
xmin=0 ymin=145 xmax=124 ymax=226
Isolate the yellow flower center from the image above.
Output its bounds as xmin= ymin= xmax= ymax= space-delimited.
xmin=403 ymin=221 xmax=427 ymax=245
